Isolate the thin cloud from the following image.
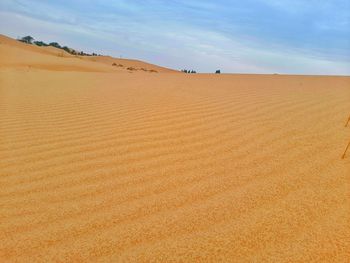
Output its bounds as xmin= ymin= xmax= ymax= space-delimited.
xmin=0 ymin=0 xmax=349 ymax=74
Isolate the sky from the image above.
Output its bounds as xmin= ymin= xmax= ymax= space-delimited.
xmin=0 ymin=0 xmax=349 ymax=74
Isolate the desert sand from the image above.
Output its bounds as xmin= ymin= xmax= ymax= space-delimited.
xmin=1 ymin=34 xmax=350 ymax=262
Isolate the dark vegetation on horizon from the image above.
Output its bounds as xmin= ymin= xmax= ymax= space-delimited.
xmin=181 ymin=69 xmax=197 ymax=73
xmin=181 ymin=69 xmax=221 ymax=74
xmin=17 ymin=35 xmax=101 ymax=57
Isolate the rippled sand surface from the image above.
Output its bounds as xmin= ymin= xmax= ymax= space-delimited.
xmin=1 ymin=34 xmax=350 ymax=262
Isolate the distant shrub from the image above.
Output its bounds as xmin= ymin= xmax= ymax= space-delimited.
xmin=127 ymin=67 xmax=136 ymax=71
xmin=49 ymin=42 xmax=61 ymax=49
xmin=19 ymin=36 xmax=34 ymax=44
xmin=62 ymin=46 xmax=71 ymax=53
xmin=215 ymin=70 xmax=221 ymax=74
xmin=181 ymin=69 xmax=196 ymax=73
xmin=149 ymin=69 xmax=158 ymax=73
xmin=34 ymin=41 xmax=48 ymax=47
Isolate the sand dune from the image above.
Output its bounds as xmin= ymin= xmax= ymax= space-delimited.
xmin=0 ymin=35 xmax=175 ymax=73
xmin=1 ymin=35 xmax=350 ymax=262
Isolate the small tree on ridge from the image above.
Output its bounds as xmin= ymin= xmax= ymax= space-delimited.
xmin=20 ymin=36 xmax=34 ymax=44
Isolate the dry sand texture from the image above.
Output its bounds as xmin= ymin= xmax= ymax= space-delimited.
xmin=1 ymin=34 xmax=350 ymax=262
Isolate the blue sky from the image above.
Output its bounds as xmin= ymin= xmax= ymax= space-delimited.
xmin=0 ymin=0 xmax=349 ymax=74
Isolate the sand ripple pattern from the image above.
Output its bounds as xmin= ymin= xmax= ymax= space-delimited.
xmin=1 ymin=71 xmax=350 ymax=262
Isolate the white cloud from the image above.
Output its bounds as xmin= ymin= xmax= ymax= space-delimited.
xmin=0 ymin=0 xmax=349 ymax=75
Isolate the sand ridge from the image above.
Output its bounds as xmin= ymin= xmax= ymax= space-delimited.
xmin=0 ymin=34 xmax=176 ymax=73
xmin=1 ymin=35 xmax=350 ymax=262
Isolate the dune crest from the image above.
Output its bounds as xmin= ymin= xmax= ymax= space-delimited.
xmin=0 ymin=34 xmax=177 ymax=73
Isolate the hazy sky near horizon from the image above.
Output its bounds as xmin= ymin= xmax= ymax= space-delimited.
xmin=1 ymin=0 xmax=349 ymax=74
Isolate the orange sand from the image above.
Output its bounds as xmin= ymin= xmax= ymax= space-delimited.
xmin=1 ymin=34 xmax=350 ymax=262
